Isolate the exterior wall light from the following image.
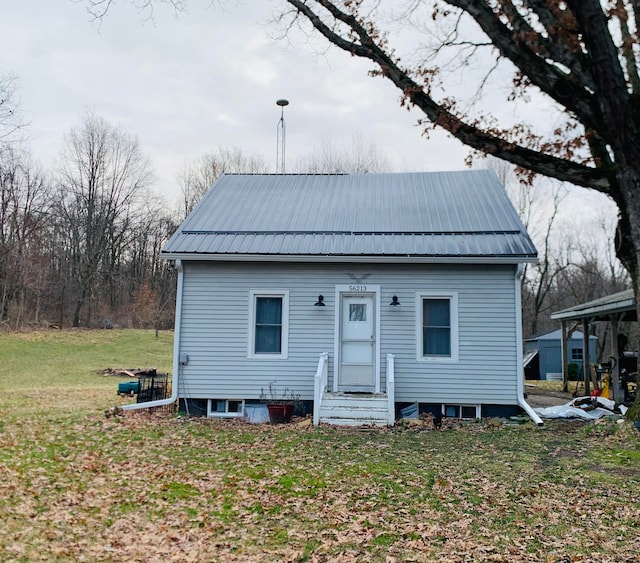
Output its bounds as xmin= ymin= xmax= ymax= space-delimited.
xmin=390 ymin=295 xmax=400 ymax=306
xmin=315 ymin=295 xmax=326 ymax=306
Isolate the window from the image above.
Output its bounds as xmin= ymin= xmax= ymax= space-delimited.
xmin=423 ymin=299 xmax=450 ymax=355
xmin=417 ymin=293 xmax=458 ymax=362
xmin=208 ymin=399 xmax=244 ymax=418
xmin=256 ymin=297 xmax=282 ymax=353
xmin=248 ymin=291 xmax=289 ymax=359
xmin=571 ymin=348 xmax=584 ymax=361
xmin=349 ymin=303 xmax=366 ymax=322
xmin=442 ymin=404 xmax=480 ymax=419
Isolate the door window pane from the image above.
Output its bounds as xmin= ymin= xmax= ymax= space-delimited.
xmin=349 ymin=303 xmax=366 ymax=322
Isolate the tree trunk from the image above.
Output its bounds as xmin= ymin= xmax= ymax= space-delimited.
xmin=614 ymin=166 xmax=640 ymax=405
xmin=0 ymin=281 xmax=8 ymax=322
xmin=72 ymin=298 xmax=82 ymax=328
xmin=73 ymin=286 xmax=86 ymax=328
xmin=58 ymin=283 xmax=65 ymax=329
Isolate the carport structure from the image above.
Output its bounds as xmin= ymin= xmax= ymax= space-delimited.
xmin=550 ymin=289 xmax=635 ymax=402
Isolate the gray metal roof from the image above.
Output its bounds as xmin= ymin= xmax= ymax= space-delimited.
xmin=550 ymin=289 xmax=635 ymax=322
xmin=525 ymin=329 xmax=595 ymax=342
xmin=162 ymin=171 xmax=538 ymax=262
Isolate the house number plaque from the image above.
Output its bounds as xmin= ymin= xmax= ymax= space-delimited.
xmin=349 ymin=285 xmax=368 ymax=292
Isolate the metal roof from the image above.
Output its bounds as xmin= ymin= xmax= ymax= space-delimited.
xmin=550 ymin=289 xmax=636 ymax=322
xmin=525 ymin=329 xmax=595 ymax=342
xmin=162 ymin=171 xmax=538 ymax=262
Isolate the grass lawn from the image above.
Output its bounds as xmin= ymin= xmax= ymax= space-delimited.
xmin=1 ymin=330 xmax=639 ymax=562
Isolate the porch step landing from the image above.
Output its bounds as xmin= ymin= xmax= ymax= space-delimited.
xmin=318 ymin=392 xmax=392 ymax=427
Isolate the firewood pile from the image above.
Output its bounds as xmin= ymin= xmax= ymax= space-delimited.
xmin=98 ymin=367 xmax=157 ymax=377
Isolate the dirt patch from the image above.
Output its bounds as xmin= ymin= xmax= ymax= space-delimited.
xmin=524 ymin=383 xmax=574 ymax=408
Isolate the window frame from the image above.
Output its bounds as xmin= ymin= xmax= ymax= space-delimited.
xmin=570 ymin=347 xmax=584 ymax=361
xmin=416 ymin=292 xmax=459 ymax=363
xmin=442 ymin=404 xmax=480 ymax=419
xmin=207 ymin=399 xmax=245 ymax=418
xmin=248 ymin=290 xmax=289 ymax=359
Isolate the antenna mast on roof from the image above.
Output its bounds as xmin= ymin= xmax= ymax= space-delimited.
xmin=276 ymin=98 xmax=289 ymax=174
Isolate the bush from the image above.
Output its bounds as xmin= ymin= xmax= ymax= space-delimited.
xmin=567 ymin=362 xmax=580 ymax=381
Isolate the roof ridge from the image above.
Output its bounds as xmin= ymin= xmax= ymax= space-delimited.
xmin=181 ymin=229 xmax=524 ymax=236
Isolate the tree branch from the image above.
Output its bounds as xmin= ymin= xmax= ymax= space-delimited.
xmin=633 ymin=0 xmax=640 ymax=37
xmin=285 ymin=0 xmax=611 ymax=192
xmin=446 ymin=1 xmax=601 ymax=132
xmin=508 ymin=0 xmax=596 ymax=92
xmin=614 ymin=0 xmax=640 ymax=96
xmin=567 ymin=0 xmax=640 ymax=160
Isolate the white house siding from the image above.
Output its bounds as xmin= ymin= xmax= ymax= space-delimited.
xmin=177 ymin=261 xmax=520 ymax=405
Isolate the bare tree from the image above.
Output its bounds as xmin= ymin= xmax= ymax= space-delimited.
xmin=0 ymin=72 xmax=26 ymax=150
xmin=270 ymin=0 xmax=640 ymax=343
xmin=80 ymin=1 xmax=640 ymax=327
xmin=492 ymin=156 xmax=628 ymax=339
xmin=0 ymin=78 xmax=177 ymax=330
xmin=123 ymin=195 xmax=178 ymax=331
xmin=555 ymin=228 xmax=630 ymax=367
xmin=294 ymin=133 xmax=392 ymax=173
xmin=489 ymin=158 xmax=571 ymax=336
xmin=55 ymin=113 xmax=152 ymax=327
xmin=178 ymin=147 xmax=267 ymax=218
xmin=83 ymin=0 xmax=186 ymax=21
xmin=0 ymin=150 xmax=51 ymax=326
xmin=522 ymin=184 xmax=570 ymax=336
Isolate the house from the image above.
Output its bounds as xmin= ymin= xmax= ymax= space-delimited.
xmin=129 ymin=170 xmax=541 ymax=425
xmin=523 ymin=329 xmax=597 ymax=381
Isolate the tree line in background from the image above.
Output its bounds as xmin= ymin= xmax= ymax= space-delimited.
xmin=1 ymin=106 xmax=177 ymax=331
xmin=492 ymin=160 xmax=630 ymax=356
xmin=0 ymin=73 xmax=630 ymax=345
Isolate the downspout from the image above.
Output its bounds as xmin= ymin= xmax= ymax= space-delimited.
xmin=122 ymin=259 xmax=183 ymax=411
xmin=515 ymin=264 xmax=544 ymax=426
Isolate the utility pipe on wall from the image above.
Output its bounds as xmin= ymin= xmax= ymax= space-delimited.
xmin=122 ymin=259 xmax=184 ymax=411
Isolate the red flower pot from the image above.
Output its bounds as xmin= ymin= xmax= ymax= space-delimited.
xmin=267 ymin=403 xmax=294 ymax=424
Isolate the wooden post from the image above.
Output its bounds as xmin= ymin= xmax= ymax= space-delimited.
xmin=582 ymin=318 xmax=591 ymax=395
xmin=561 ymin=321 xmax=570 ymax=392
xmin=610 ymin=314 xmax=624 ymax=403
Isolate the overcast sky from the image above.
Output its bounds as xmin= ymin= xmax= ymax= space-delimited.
xmin=2 ymin=0 xmax=474 ymax=201
xmin=1 ymin=0 xmax=618 ymax=241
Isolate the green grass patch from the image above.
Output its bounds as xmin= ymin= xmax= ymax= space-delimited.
xmin=1 ymin=330 xmax=640 ymax=562
xmin=0 ymin=329 xmax=172 ymax=417
xmin=0 ymin=328 xmax=172 ymax=391
xmin=591 ymin=447 xmax=640 ymax=466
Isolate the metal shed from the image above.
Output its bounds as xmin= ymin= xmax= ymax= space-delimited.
xmin=524 ymin=329 xmax=597 ymax=381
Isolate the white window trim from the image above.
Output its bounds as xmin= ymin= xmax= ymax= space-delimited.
xmin=442 ymin=404 xmax=480 ymax=419
xmin=416 ymin=292 xmax=459 ymax=363
xmin=248 ymin=290 xmax=289 ymax=359
xmin=207 ymin=399 xmax=245 ymax=418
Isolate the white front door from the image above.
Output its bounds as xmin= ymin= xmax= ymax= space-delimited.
xmin=339 ymin=294 xmax=376 ymax=392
